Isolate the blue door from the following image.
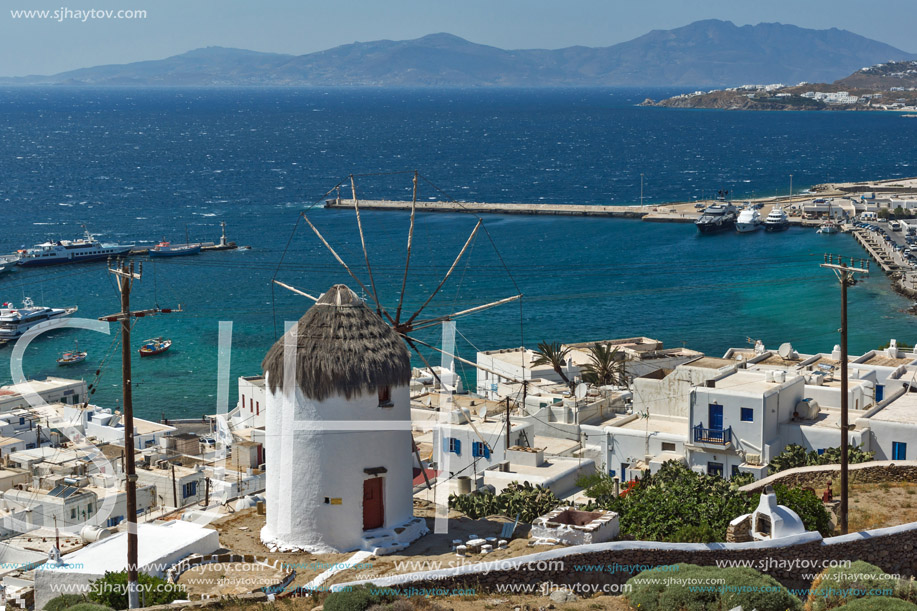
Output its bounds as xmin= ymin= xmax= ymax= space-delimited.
xmin=876 ymin=385 xmax=884 ymax=402
xmin=709 ymin=404 xmax=724 ymax=430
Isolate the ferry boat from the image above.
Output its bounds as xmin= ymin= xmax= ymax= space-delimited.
xmin=0 ymin=299 xmax=78 ymax=341
xmin=695 ymin=203 xmax=738 ymax=234
xmin=17 ymin=228 xmax=134 ymax=267
xmin=57 ymin=341 xmax=87 ymax=366
xmin=764 ymin=207 xmax=790 ymax=232
xmin=149 ymin=241 xmax=201 ymax=258
xmin=139 ymin=337 xmax=172 ymax=357
xmin=735 ymin=207 xmax=763 ymax=233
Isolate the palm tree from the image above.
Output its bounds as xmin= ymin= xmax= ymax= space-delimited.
xmin=580 ymin=343 xmax=626 ymax=387
xmin=532 ymin=341 xmax=573 ymax=387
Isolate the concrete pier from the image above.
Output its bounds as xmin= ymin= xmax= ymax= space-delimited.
xmin=323 ymin=198 xmax=655 ymax=219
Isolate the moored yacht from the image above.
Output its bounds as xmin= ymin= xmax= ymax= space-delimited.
xmin=764 ymin=207 xmax=790 ymax=232
xmin=695 ymin=203 xmax=738 ymax=234
xmin=17 ymin=227 xmax=134 ymax=267
xmin=0 ymin=298 xmax=77 ymax=341
xmin=735 ymin=207 xmax=763 ymax=233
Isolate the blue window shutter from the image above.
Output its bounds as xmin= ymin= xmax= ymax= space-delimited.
xmin=454 ymin=439 xmax=461 ymax=455
xmin=484 ymin=445 xmax=491 ymax=459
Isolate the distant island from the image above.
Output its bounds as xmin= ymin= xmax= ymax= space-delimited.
xmin=642 ymin=61 xmax=917 ymax=111
xmin=1 ymin=19 xmax=914 ymax=88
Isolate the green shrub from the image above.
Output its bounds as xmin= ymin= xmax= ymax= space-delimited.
xmin=835 ymin=598 xmax=917 ymax=610
xmin=583 ymin=461 xmax=831 ymax=541
xmin=774 ymin=484 xmax=832 ymax=535
xmin=65 ymin=604 xmax=115 ymax=611
xmin=626 ymin=563 xmax=802 ymax=611
xmin=448 ymin=481 xmax=562 ymax=522
xmin=807 ymin=561 xmax=908 ymax=611
xmin=44 ymin=594 xmax=87 ymax=611
xmin=666 ymin=522 xmax=719 ymax=543
xmin=587 ymin=461 xmax=757 ymax=541
xmin=86 ymin=571 xmax=184 ymax=610
xmin=324 ymin=584 xmax=396 ymax=611
xmin=770 ymin=444 xmax=874 ymax=474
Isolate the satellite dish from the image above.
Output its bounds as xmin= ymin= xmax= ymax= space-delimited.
xmin=574 ymin=383 xmax=588 ymax=401
xmin=477 ymin=405 xmax=488 ymax=421
xmin=778 ymin=343 xmax=793 ymax=359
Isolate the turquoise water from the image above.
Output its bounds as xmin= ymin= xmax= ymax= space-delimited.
xmin=1 ymin=87 xmax=916 ymax=419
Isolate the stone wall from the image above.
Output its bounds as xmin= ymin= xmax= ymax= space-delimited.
xmin=335 ymin=523 xmax=917 ymax=594
xmin=739 ymin=460 xmax=917 ymax=493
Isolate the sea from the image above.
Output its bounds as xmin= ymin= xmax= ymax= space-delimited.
xmin=2 ymin=86 xmax=917 ymax=420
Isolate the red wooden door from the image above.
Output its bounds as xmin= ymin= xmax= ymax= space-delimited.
xmin=363 ymin=478 xmax=384 ymax=530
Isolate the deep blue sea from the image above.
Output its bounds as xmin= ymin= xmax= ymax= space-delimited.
xmin=2 ymin=87 xmax=917 ymax=419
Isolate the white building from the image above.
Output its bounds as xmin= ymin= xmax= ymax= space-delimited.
xmin=33 ymin=521 xmax=220 ymax=609
xmin=476 ymin=337 xmax=702 ymax=400
xmin=0 ymin=377 xmax=86 ymax=412
xmin=582 ymin=338 xmax=917 ymax=482
xmin=260 ymin=285 xmax=426 ymax=554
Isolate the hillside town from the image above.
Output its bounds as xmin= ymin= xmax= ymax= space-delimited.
xmin=0 ymin=282 xmax=916 ymax=608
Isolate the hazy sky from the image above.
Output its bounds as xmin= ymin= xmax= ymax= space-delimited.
xmin=2 ymin=0 xmax=915 ymax=76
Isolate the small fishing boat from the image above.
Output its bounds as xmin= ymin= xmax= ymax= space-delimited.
xmin=139 ymin=337 xmax=172 ymax=357
xmin=816 ymin=220 xmax=840 ymax=234
xmin=57 ymin=341 xmax=87 ymax=366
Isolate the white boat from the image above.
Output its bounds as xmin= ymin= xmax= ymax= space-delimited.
xmin=764 ymin=207 xmax=790 ymax=232
xmin=149 ymin=241 xmax=201 ymax=258
xmin=735 ymin=207 xmax=763 ymax=233
xmin=17 ymin=227 xmax=134 ymax=267
xmin=0 ymin=264 xmax=9 ymax=276
xmin=816 ymin=220 xmax=840 ymax=234
xmin=0 ymin=298 xmax=77 ymax=341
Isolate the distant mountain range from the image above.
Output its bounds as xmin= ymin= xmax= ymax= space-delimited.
xmin=3 ymin=20 xmax=915 ymax=88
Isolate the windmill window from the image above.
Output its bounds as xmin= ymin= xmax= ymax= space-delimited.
xmin=378 ymin=386 xmax=393 ymax=407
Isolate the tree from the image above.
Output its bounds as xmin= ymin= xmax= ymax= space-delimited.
xmin=532 ymin=341 xmax=573 ymax=387
xmin=580 ymin=343 xmax=626 ymax=387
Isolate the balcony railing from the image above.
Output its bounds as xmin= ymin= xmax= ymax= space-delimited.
xmin=693 ymin=425 xmax=732 ymax=445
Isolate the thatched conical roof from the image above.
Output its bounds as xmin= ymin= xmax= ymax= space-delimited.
xmin=262 ymin=284 xmax=411 ymax=401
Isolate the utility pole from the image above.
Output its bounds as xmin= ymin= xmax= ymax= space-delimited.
xmin=99 ymin=260 xmax=181 ymax=610
xmin=171 ymin=463 xmax=178 ymax=508
xmin=821 ymin=254 xmax=869 ymax=535
xmin=789 ymin=174 xmax=794 ymax=199
xmin=504 ymin=397 xmax=511 ymax=451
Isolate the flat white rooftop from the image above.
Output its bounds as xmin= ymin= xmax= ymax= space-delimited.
xmin=56 ymin=521 xmax=219 ymax=575
xmin=617 ymin=414 xmax=688 ymax=436
xmin=705 ymin=370 xmax=800 ymax=396
xmin=867 ymin=392 xmax=917 ymax=425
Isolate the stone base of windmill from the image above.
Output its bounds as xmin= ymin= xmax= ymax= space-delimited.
xmin=260 ymin=516 xmax=428 ymax=556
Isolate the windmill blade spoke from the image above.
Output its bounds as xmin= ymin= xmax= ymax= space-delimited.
xmin=272 ymin=280 xmax=319 ymax=302
xmin=301 ymin=213 xmax=395 ymax=324
xmin=403 ymin=335 xmax=444 ymax=388
xmin=409 ymin=294 xmax=523 ymax=331
xmin=405 ymin=219 xmax=482 ymax=326
xmin=395 ymin=170 xmax=419 ymax=325
xmin=351 ymin=175 xmax=384 ymax=318
xmin=402 ymin=334 xmax=525 ymax=385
